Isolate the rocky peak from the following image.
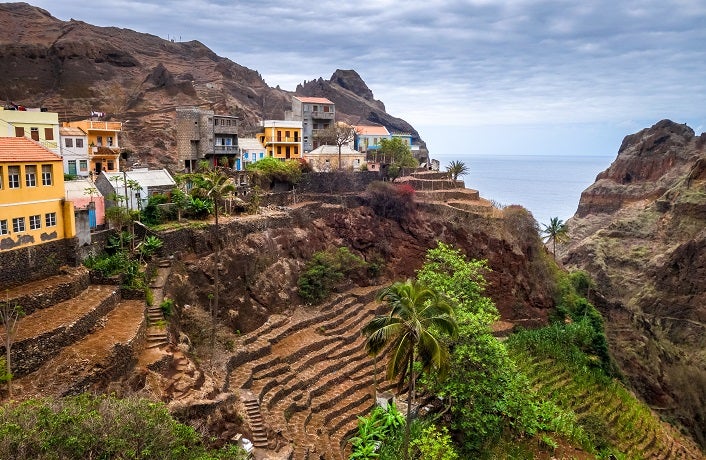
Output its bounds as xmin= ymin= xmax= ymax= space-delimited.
xmin=330 ymin=69 xmax=375 ymax=102
xmin=577 ymin=119 xmax=704 ymax=217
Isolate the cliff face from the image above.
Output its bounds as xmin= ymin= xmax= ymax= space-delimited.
xmin=0 ymin=3 xmax=424 ymax=168
xmin=561 ymin=119 xmax=706 ymax=447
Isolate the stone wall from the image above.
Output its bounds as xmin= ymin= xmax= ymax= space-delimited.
xmin=0 ymin=238 xmax=80 ymax=290
xmin=5 ymin=268 xmax=90 ymax=316
xmin=10 ymin=288 xmax=121 ymax=377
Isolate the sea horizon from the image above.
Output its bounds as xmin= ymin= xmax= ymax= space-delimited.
xmin=432 ymin=152 xmax=616 ymax=228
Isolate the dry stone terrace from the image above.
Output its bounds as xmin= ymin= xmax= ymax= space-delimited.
xmin=226 ymin=285 xmax=400 ymax=459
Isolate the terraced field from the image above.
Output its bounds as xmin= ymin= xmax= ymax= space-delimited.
xmin=225 ymin=285 xmax=399 ymax=460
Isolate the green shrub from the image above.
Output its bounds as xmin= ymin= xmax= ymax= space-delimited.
xmin=160 ymin=298 xmax=174 ymax=317
xmin=0 ymin=395 xmax=247 ymax=459
xmin=297 ymin=247 xmax=369 ymax=303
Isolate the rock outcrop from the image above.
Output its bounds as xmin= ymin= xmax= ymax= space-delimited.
xmin=561 ymin=119 xmax=706 ymax=448
xmin=0 ymin=3 xmax=425 ymax=168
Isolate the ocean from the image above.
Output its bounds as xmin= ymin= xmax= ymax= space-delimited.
xmin=435 ymin=154 xmax=616 ymax=228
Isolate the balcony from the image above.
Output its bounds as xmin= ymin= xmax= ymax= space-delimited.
xmin=85 ymin=121 xmax=122 ymax=131
xmin=308 ymin=111 xmax=334 ymax=120
xmin=263 ymin=136 xmax=300 ymax=144
xmin=214 ymin=145 xmax=240 ymax=154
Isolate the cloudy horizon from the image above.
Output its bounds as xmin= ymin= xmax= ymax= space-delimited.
xmin=21 ymin=0 xmax=706 ymax=157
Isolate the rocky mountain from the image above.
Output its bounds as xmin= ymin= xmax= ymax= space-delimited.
xmin=0 ymin=2 xmax=426 ymax=169
xmin=560 ymin=119 xmax=706 ymax=447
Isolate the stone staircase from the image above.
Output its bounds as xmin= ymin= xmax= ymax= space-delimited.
xmin=225 ymin=286 xmax=397 ymax=459
xmin=145 ymin=259 xmax=173 ymax=349
xmin=2 ymin=267 xmax=147 ymax=399
xmin=243 ymin=398 xmax=269 ymax=448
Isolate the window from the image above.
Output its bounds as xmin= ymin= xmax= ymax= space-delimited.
xmin=96 ymin=136 xmax=103 ymax=146
xmin=29 ymin=214 xmax=41 ymax=230
xmin=15 ymin=127 xmax=24 ymax=137
xmin=44 ymin=128 xmax=54 ymax=140
xmin=76 ymin=138 xmax=84 ymax=148
xmin=12 ymin=217 xmax=25 ymax=233
xmin=313 ymin=105 xmax=318 ymax=112
xmin=65 ymin=138 xmax=74 ymax=148
xmin=25 ymin=165 xmax=37 ymax=187
xmin=107 ymin=160 xmax=114 ymax=171
xmin=79 ymin=160 xmax=88 ymax=172
xmin=8 ymin=166 xmax=20 ymax=188
xmin=45 ymin=212 xmax=57 ymax=227
xmin=323 ymin=106 xmax=330 ymax=113
xmin=0 ymin=220 xmax=7 ymax=235
xmin=31 ymin=127 xmax=39 ymax=141
xmin=41 ymin=165 xmax=52 ymax=186
xmin=107 ymin=136 xmax=113 ymax=146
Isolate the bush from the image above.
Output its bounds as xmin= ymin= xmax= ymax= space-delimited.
xmin=297 ymin=247 xmax=369 ymax=303
xmin=247 ymin=157 xmax=303 ymax=188
xmin=0 ymin=395 xmax=248 ymax=459
xmin=365 ymin=182 xmax=416 ymax=222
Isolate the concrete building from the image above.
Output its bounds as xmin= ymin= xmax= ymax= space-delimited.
xmin=60 ymin=126 xmax=90 ymax=178
xmin=0 ymin=137 xmax=75 ymax=252
xmin=63 ymin=119 xmax=123 ymax=175
xmin=258 ymin=120 xmax=303 ymax=160
xmin=0 ymin=106 xmax=60 ymax=155
xmin=289 ymin=96 xmax=335 ymax=152
xmin=176 ymin=107 xmax=239 ymax=172
xmin=304 ymin=144 xmax=366 ymax=172
xmin=354 ymin=125 xmax=392 ymax=156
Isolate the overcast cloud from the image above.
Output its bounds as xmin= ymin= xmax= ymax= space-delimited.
xmin=23 ymin=0 xmax=706 ymax=156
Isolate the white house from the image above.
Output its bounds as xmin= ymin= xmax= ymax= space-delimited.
xmin=304 ymin=144 xmax=366 ymax=172
xmin=238 ymin=137 xmax=266 ymax=170
xmin=59 ymin=126 xmax=90 ymax=177
xmin=96 ymin=168 xmax=176 ymax=211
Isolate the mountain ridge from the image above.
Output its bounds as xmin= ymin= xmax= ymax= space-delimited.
xmin=0 ymin=2 xmax=426 ymax=169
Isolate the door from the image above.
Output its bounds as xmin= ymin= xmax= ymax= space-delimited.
xmin=88 ymin=207 xmax=97 ymax=229
xmin=68 ymin=160 xmax=77 ymax=176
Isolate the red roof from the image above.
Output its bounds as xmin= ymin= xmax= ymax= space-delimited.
xmin=294 ymin=96 xmax=334 ymax=104
xmin=0 ymin=137 xmax=62 ymax=162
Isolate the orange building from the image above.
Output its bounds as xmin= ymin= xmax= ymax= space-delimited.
xmin=63 ymin=119 xmax=122 ymax=175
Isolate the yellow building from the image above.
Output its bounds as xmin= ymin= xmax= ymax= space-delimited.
xmin=258 ymin=120 xmax=302 ymax=160
xmin=0 ymin=137 xmax=75 ymax=252
xmin=0 ymin=107 xmax=60 ymax=155
xmin=63 ymin=119 xmax=123 ymax=175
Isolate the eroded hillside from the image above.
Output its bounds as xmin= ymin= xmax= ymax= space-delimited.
xmin=561 ymin=119 xmax=706 ymax=448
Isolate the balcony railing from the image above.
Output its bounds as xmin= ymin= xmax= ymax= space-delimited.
xmin=263 ymin=137 xmax=300 ymax=144
xmin=214 ymin=145 xmax=240 ymax=154
xmin=307 ymin=111 xmax=334 ymax=120
xmin=86 ymin=121 xmax=122 ymax=131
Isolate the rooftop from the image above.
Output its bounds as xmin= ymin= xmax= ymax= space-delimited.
xmin=355 ymin=125 xmax=390 ymax=136
xmin=294 ymin=96 xmax=334 ymax=104
xmin=306 ymin=145 xmax=362 ymax=156
xmin=0 ymin=137 xmax=62 ymax=162
xmin=60 ymin=127 xmax=86 ymax=136
xmin=239 ymin=138 xmax=265 ymax=150
xmin=102 ymin=169 xmax=176 ymax=187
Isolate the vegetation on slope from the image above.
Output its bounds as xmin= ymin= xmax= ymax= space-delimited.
xmin=0 ymin=394 xmax=247 ymax=459
xmin=352 ymin=242 xmax=691 ymax=459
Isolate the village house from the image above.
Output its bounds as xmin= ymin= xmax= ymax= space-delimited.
xmin=288 ymin=96 xmax=335 ymax=152
xmin=59 ymin=126 xmax=90 ymax=178
xmin=354 ymin=125 xmax=392 ymax=159
xmin=63 ymin=118 xmax=123 ymax=175
xmin=65 ymin=178 xmax=105 ymax=230
xmin=304 ymin=144 xmax=365 ymax=172
xmin=238 ymin=137 xmax=266 ymax=170
xmin=95 ymin=168 xmax=176 ymax=211
xmin=258 ymin=120 xmax=303 ymax=160
xmin=0 ymin=137 xmax=75 ymax=252
xmin=0 ymin=106 xmax=60 ymax=155
xmin=176 ymin=107 xmax=240 ymax=172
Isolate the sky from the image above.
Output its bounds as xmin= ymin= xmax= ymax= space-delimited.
xmin=22 ymin=0 xmax=706 ymax=160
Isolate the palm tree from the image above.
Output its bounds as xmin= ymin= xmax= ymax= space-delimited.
xmin=446 ymin=160 xmax=469 ymax=186
xmin=190 ymin=169 xmax=236 ymax=363
xmin=542 ymin=216 xmax=569 ymax=260
xmin=362 ymin=279 xmax=458 ymax=460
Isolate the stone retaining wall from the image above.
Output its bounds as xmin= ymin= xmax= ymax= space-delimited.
xmin=0 ymin=238 xmax=80 ymax=290
xmin=5 ymin=269 xmax=91 ymax=316
xmin=10 ymin=288 xmax=121 ymax=377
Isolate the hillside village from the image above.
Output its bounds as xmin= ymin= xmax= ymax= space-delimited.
xmin=0 ymin=95 xmax=433 ymax=262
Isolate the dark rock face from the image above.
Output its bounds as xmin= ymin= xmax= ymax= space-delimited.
xmin=561 ymin=119 xmax=706 ymax=448
xmin=0 ymin=3 xmax=424 ymax=168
